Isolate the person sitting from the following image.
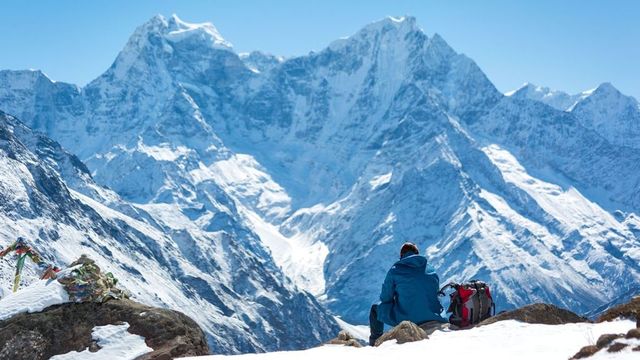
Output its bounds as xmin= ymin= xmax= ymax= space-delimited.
xmin=369 ymin=242 xmax=446 ymax=346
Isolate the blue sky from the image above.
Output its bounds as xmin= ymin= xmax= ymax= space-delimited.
xmin=1 ymin=0 xmax=638 ymax=98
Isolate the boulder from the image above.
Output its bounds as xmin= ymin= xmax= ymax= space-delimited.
xmin=374 ymin=321 xmax=427 ymax=346
xmin=326 ymin=330 xmax=362 ymax=347
xmin=571 ymin=331 xmax=632 ymax=358
xmin=479 ymin=303 xmax=587 ymax=326
xmin=0 ymin=299 xmax=209 ymax=359
xmin=597 ymin=296 xmax=640 ymax=323
xmin=570 ymin=345 xmax=599 ymax=359
xmin=627 ymin=328 xmax=640 ymax=339
xmin=595 ymin=333 xmax=623 ymax=348
xmin=607 ymin=342 xmax=628 ymax=353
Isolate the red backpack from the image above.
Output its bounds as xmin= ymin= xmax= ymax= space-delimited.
xmin=439 ymin=280 xmax=495 ymax=327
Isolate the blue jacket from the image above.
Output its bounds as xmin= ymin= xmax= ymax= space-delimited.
xmin=377 ymin=254 xmax=446 ymax=326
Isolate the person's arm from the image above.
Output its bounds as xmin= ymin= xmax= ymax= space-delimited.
xmin=379 ymin=269 xmax=395 ymax=304
xmin=433 ymin=273 xmax=444 ymax=313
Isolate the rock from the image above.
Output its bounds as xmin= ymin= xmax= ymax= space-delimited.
xmin=627 ymin=328 xmax=640 ymax=339
xmin=0 ymin=299 xmax=209 ymax=359
xmin=374 ymin=321 xmax=427 ymax=346
xmin=633 ymin=345 xmax=640 ymax=351
xmin=88 ymin=340 xmax=101 ymax=352
xmin=570 ymin=345 xmax=599 ymax=359
xmin=607 ymin=342 xmax=628 ymax=353
xmin=418 ymin=321 xmax=449 ymax=335
xmin=479 ymin=303 xmax=587 ymax=326
xmin=596 ymin=333 xmax=623 ymax=349
xmin=597 ymin=296 xmax=640 ymax=323
xmin=326 ymin=330 xmax=362 ymax=347
xmin=0 ymin=330 xmax=48 ymax=360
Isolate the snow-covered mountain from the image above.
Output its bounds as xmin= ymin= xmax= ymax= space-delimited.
xmin=0 ymin=110 xmax=340 ymax=353
xmin=507 ymin=82 xmax=640 ymax=149
xmin=1 ymin=13 xmax=639 ymax=332
xmin=506 ymin=82 xmax=588 ymax=111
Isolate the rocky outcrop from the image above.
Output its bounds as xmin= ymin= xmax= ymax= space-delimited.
xmin=479 ymin=303 xmax=588 ymax=326
xmin=597 ymin=295 xmax=640 ymax=323
xmin=571 ymin=345 xmax=600 ymax=359
xmin=570 ymin=297 xmax=640 ymax=358
xmin=374 ymin=321 xmax=428 ymax=346
xmin=570 ymin=331 xmax=640 ymax=359
xmin=0 ymin=299 xmax=209 ymax=360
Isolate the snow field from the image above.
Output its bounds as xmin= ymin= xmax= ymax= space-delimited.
xmin=50 ymin=323 xmax=152 ymax=360
xmin=184 ymin=320 xmax=637 ymax=360
xmin=0 ymin=278 xmax=68 ymax=321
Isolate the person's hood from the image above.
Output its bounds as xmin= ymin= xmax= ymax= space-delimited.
xmin=394 ymin=254 xmax=428 ymax=269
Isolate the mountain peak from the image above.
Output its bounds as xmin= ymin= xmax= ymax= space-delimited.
xmin=163 ymin=14 xmax=232 ymax=49
xmin=104 ymin=14 xmax=233 ymax=81
xmin=123 ymin=14 xmax=232 ymax=54
xmin=590 ymin=82 xmax=620 ymax=97
xmin=569 ymin=81 xmax=640 ymax=148
xmin=360 ymin=15 xmax=420 ymax=35
xmin=504 ymin=83 xmax=528 ymax=96
xmin=506 ymin=83 xmax=554 ymax=97
xmin=505 ymin=82 xmax=586 ymax=111
xmin=0 ymin=69 xmax=53 ymax=85
xmin=574 ymin=82 xmax=628 ymax=107
xmin=328 ymin=15 xmax=422 ymax=51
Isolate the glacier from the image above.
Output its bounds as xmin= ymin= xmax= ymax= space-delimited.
xmin=0 ymin=13 xmax=639 ymax=344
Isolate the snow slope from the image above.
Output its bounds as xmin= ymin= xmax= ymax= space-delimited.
xmin=183 ymin=320 xmax=639 ymax=360
xmin=0 ymin=279 xmax=68 ymax=321
xmin=0 ymin=111 xmax=339 ymax=353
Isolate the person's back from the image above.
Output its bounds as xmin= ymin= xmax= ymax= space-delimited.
xmin=369 ymin=242 xmax=445 ymax=345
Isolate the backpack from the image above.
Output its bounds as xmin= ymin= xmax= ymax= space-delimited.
xmin=439 ymin=280 xmax=495 ymax=327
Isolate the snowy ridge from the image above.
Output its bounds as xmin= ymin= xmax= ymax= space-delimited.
xmin=507 ymin=82 xmax=640 ymax=149
xmin=506 ymin=82 xmax=589 ymax=111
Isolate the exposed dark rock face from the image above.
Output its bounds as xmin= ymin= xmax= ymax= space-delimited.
xmin=374 ymin=321 xmax=427 ymax=346
xmin=0 ymin=299 xmax=209 ymax=359
xmin=570 ymin=304 xmax=640 ymax=360
xmin=479 ymin=303 xmax=587 ymax=326
xmin=597 ymin=296 xmax=640 ymax=323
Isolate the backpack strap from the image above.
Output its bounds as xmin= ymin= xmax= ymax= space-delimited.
xmin=438 ymin=282 xmax=458 ymax=296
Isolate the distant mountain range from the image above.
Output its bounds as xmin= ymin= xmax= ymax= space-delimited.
xmin=0 ymin=14 xmax=638 ymax=351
